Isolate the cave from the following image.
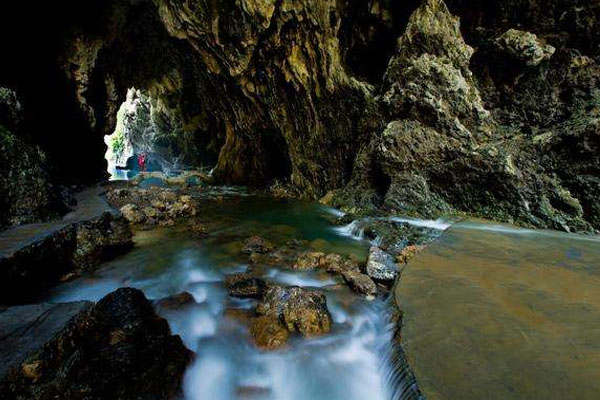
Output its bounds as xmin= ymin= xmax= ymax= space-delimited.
xmin=1 ymin=1 xmax=600 ymax=399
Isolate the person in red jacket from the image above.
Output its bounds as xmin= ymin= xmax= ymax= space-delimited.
xmin=137 ymin=152 xmax=147 ymax=172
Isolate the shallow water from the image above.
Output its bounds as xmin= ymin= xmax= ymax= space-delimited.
xmin=44 ymin=196 xmax=399 ymax=400
xmin=397 ymin=221 xmax=600 ymax=400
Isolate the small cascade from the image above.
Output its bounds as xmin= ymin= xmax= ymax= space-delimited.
xmin=332 ymin=214 xmax=453 ymax=252
xmin=379 ymin=297 xmax=425 ymax=400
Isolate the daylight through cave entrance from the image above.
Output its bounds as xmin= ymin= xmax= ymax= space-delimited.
xmin=104 ymin=87 xmax=222 ymax=182
xmin=104 ymin=88 xmax=185 ymax=181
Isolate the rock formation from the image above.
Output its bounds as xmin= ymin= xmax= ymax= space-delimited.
xmin=0 ymin=211 xmax=132 ymax=304
xmin=1 ymin=0 xmax=598 ymax=232
xmin=0 ymin=288 xmax=193 ymax=400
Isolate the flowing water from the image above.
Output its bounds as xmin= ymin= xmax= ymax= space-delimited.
xmin=43 ymin=196 xmax=403 ymax=400
xmin=41 ymin=192 xmax=600 ymax=399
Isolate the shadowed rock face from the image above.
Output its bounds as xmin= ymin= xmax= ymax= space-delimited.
xmin=1 ymin=0 xmax=599 ymax=232
xmin=331 ymin=0 xmax=600 ymax=232
xmin=0 ymin=288 xmax=193 ymax=400
xmin=0 ymin=211 xmax=132 ymax=305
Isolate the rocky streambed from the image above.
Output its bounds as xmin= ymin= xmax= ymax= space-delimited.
xmin=1 ymin=182 xmax=439 ymax=400
xmin=1 ymin=180 xmax=598 ymax=400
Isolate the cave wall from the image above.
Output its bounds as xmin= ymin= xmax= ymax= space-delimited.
xmin=1 ymin=0 xmax=599 ymax=231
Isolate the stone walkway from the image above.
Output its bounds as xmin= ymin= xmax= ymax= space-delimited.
xmin=0 ymin=185 xmax=115 ymax=260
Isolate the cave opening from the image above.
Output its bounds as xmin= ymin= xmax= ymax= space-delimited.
xmin=104 ymin=88 xmax=221 ymax=181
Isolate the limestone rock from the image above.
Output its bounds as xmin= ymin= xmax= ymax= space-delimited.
xmin=342 ymin=271 xmax=378 ymax=297
xmin=257 ymin=286 xmax=332 ymax=337
xmin=0 ymin=211 xmax=132 ymax=304
xmin=249 ymin=316 xmax=290 ymax=350
xmin=0 ymin=288 xmax=193 ymax=400
xmin=495 ymin=29 xmax=555 ymax=67
xmin=366 ymin=247 xmax=398 ymax=283
xmin=292 ymin=251 xmax=326 ymax=270
xmin=72 ymin=212 xmax=133 ymax=269
xmin=120 ymin=203 xmax=145 ymax=224
xmin=225 ymin=273 xmax=268 ymax=299
xmin=242 ymin=236 xmax=275 ymax=255
xmin=0 ymin=109 xmax=61 ymax=229
xmin=361 ymin=218 xmax=443 ymax=255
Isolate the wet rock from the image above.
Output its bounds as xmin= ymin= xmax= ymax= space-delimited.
xmin=225 ymin=273 xmax=268 ymax=299
xmin=322 ymin=254 xmax=361 ymax=275
xmin=366 ymin=246 xmax=399 ymax=283
xmin=319 ymin=253 xmax=342 ymax=271
xmin=167 ymin=200 xmax=198 ymax=219
xmin=396 ymin=245 xmax=423 ymax=265
xmin=0 ymin=211 xmax=133 ymax=304
xmin=362 ymin=220 xmax=443 ymax=255
xmin=495 ymin=29 xmax=555 ymax=67
xmin=153 ymin=291 xmax=196 ymax=310
xmin=151 ymin=199 xmax=167 ymax=211
xmin=179 ymin=195 xmax=193 ymax=204
xmin=0 ymin=288 xmax=193 ymax=400
xmin=293 ymin=251 xmax=362 ymax=276
xmin=120 ymin=203 xmax=145 ymax=224
xmin=242 ymin=236 xmax=275 ymax=255
xmin=72 ymin=212 xmax=133 ymax=269
xmin=109 ymin=188 xmax=198 ymax=227
xmin=249 ymin=316 xmax=290 ymax=350
xmin=342 ymin=271 xmax=378 ymax=297
xmin=159 ymin=191 xmax=178 ymax=202
xmin=292 ymin=251 xmax=326 ymax=270
xmin=257 ymin=286 xmax=332 ymax=337
xmin=143 ymin=206 xmax=159 ymax=219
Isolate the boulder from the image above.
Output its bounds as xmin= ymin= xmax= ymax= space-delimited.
xmin=120 ymin=203 xmax=145 ymax=224
xmin=292 ymin=251 xmax=326 ymax=270
xmin=362 ymin=219 xmax=442 ymax=255
xmin=242 ymin=236 xmax=275 ymax=255
xmin=495 ymin=29 xmax=555 ymax=67
xmin=322 ymin=254 xmax=362 ymax=275
xmin=257 ymin=286 xmax=332 ymax=337
xmin=72 ymin=212 xmax=133 ymax=269
xmin=225 ymin=273 xmax=268 ymax=299
xmin=0 ymin=212 xmax=132 ymax=304
xmin=366 ymin=246 xmax=399 ymax=282
xmin=0 ymin=288 xmax=193 ymax=400
xmin=342 ymin=271 xmax=378 ymax=297
xmin=143 ymin=206 xmax=159 ymax=219
xmin=249 ymin=316 xmax=289 ymax=350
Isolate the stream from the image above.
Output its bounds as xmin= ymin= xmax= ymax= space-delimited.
xmin=41 ymin=193 xmax=600 ymax=399
xmin=43 ymin=196 xmax=405 ymax=400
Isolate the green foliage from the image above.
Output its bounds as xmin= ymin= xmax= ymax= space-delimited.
xmin=110 ymin=107 xmax=126 ymax=157
xmin=0 ymin=125 xmax=16 ymax=148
